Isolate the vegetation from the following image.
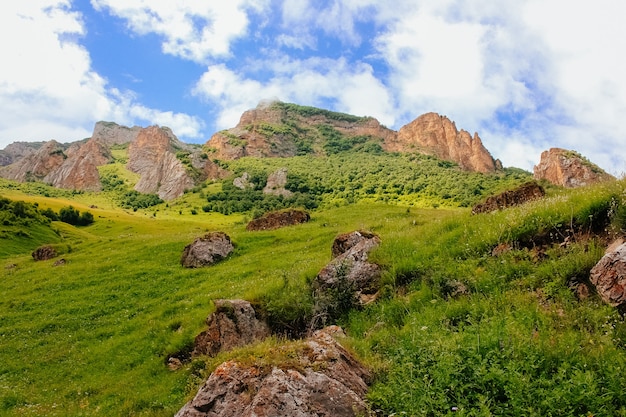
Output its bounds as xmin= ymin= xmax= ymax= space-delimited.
xmin=272 ymin=101 xmax=372 ymax=123
xmin=2 ymin=150 xmax=626 ymax=416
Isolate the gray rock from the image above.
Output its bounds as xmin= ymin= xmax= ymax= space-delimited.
xmin=175 ymin=327 xmax=371 ymax=417
xmin=192 ymin=299 xmax=270 ymax=357
xmin=181 ymin=232 xmax=234 ymax=268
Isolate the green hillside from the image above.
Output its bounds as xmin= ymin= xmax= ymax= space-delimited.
xmin=1 ymin=150 xmax=626 ymax=416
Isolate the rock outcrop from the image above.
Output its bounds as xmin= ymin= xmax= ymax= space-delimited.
xmin=44 ymin=138 xmax=112 ymax=191
xmin=181 ymin=232 xmax=234 ymax=268
xmin=246 ymin=209 xmax=310 ymax=231
xmin=127 ymin=126 xmax=196 ymax=200
xmin=590 ymin=241 xmax=626 ymax=308
xmin=175 ymin=327 xmax=371 ymax=417
xmin=192 ymin=300 xmax=271 ymax=357
xmin=386 ymin=112 xmax=500 ymax=173
xmin=314 ymin=231 xmax=382 ymax=306
xmin=472 ymin=181 xmax=545 ymax=214
xmin=90 ymin=121 xmax=141 ymax=146
xmin=207 ymin=101 xmax=395 ymax=160
xmin=533 ymin=148 xmax=614 ymax=188
xmin=0 ymin=142 xmax=43 ymax=167
xmin=263 ymin=167 xmax=293 ymax=197
xmin=0 ymin=140 xmax=67 ymax=182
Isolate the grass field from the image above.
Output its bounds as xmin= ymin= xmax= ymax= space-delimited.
xmin=2 ymin=175 xmax=626 ymax=416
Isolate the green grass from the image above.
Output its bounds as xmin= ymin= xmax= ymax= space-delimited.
xmin=2 ymin=171 xmax=626 ymax=416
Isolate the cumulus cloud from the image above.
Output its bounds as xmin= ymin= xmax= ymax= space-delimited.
xmin=90 ymin=0 xmax=268 ymax=62
xmin=0 ymin=2 xmax=204 ymax=148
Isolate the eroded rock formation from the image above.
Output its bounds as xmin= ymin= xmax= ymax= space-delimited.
xmin=472 ymin=181 xmax=545 ymax=214
xmin=533 ymin=148 xmax=614 ymax=188
xmin=0 ymin=140 xmax=67 ymax=182
xmin=263 ymin=167 xmax=293 ymax=197
xmin=180 ymin=232 xmax=234 ymax=268
xmin=44 ymin=138 xmax=112 ymax=191
xmin=90 ymin=121 xmax=141 ymax=146
xmin=386 ymin=112 xmax=500 ymax=173
xmin=175 ymin=327 xmax=371 ymax=417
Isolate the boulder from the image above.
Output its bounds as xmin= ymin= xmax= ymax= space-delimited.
xmin=533 ymin=148 xmax=614 ymax=188
xmin=472 ymin=181 xmax=545 ymax=214
xmin=32 ymin=245 xmax=57 ymax=261
xmin=181 ymin=232 xmax=234 ymax=268
xmin=263 ymin=167 xmax=293 ymax=198
xmin=590 ymin=241 xmax=626 ymax=308
xmin=331 ymin=230 xmax=379 ymax=258
xmin=175 ymin=327 xmax=372 ymax=417
xmin=314 ymin=231 xmax=382 ymax=305
xmin=246 ymin=209 xmax=310 ymax=231
xmin=192 ymin=300 xmax=271 ymax=357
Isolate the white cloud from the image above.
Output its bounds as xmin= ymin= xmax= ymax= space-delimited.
xmin=192 ymin=58 xmax=395 ymax=132
xmin=0 ymin=2 xmax=204 ymax=148
xmin=90 ymin=0 xmax=268 ymax=63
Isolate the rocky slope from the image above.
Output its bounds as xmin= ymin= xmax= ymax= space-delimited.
xmin=385 ymin=112 xmax=501 ymax=173
xmin=44 ymin=138 xmax=112 ymax=191
xmin=533 ymin=148 xmax=614 ymax=187
xmin=0 ymin=140 xmax=68 ymax=182
xmin=0 ymin=142 xmax=44 ymax=166
xmin=90 ymin=121 xmax=142 ymax=146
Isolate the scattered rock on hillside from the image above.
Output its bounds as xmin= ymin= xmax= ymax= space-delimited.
xmin=175 ymin=327 xmax=372 ymax=417
xmin=331 ymin=230 xmax=379 ymax=258
xmin=181 ymin=232 xmax=234 ymax=268
xmin=192 ymin=299 xmax=270 ymax=357
xmin=533 ymin=148 xmax=614 ymax=188
xmin=263 ymin=167 xmax=293 ymax=198
xmin=32 ymin=245 xmax=57 ymax=261
xmin=233 ymin=172 xmax=253 ymax=189
xmin=52 ymin=258 xmax=66 ymax=267
xmin=590 ymin=241 xmax=626 ymax=308
xmin=314 ymin=231 xmax=381 ymax=306
xmin=472 ymin=181 xmax=545 ymax=214
xmin=386 ymin=112 xmax=500 ymax=173
xmin=246 ymin=209 xmax=310 ymax=231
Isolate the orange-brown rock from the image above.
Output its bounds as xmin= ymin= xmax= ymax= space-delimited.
xmin=44 ymin=138 xmax=112 ymax=191
xmin=207 ymin=101 xmax=396 ymax=160
xmin=246 ymin=209 xmax=310 ymax=231
xmin=127 ymin=126 xmax=195 ymax=200
xmin=0 ymin=140 xmax=67 ymax=182
xmin=533 ymin=148 xmax=614 ymax=188
xmin=386 ymin=112 xmax=499 ymax=173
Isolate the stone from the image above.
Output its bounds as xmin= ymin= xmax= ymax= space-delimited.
xmin=246 ymin=209 xmax=310 ymax=231
xmin=472 ymin=181 xmax=545 ymax=214
xmin=192 ymin=299 xmax=271 ymax=357
xmin=233 ymin=172 xmax=253 ymax=190
xmin=175 ymin=327 xmax=372 ymax=417
xmin=52 ymin=258 xmax=66 ymax=267
xmin=181 ymin=232 xmax=234 ymax=268
xmin=263 ymin=167 xmax=293 ymax=198
xmin=331 ymin=230 xmax=379 ymax=258
xmin=314 ymin=231 xmax=382 ymax=306
xmin=590 ymin=241 xmax=626 ymax=308
xmin=533 ymin=148 xmax=614 ymax=188
xmin=44 ymin=138 xmax=112 ymax=191
xmin=32 ymin=245 xmax=57 ymax=261
xmin=386 ymin=112 xmax=499 ymax=173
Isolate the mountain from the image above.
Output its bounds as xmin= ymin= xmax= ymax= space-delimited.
xmin=386 ymin=112 xmax=501 ymax=173
xmin=208 ymin=102 xmax=500 ymax=173
xmin=0 ymin=141 xmax=45 ymax=167
xmin=533 ymin=148 xmax=614 ymax=187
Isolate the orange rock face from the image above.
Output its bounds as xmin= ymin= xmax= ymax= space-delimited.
xmin=45 ymin=139 xmax=112 ymax=191
xmin=386 ymin=112 xmax=499 ymax=173
xmin=533 ymin=148 xmax=614 ymax=188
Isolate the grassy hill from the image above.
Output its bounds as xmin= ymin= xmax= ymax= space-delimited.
xmin=1 ymin=150 xmax=626 ymax=416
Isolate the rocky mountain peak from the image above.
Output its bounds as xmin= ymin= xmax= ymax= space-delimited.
xmin=387 ymin=112 xmax=500 ymax=173
xmin=91 ymin=121 xmax=141 ymax=146
xmin=533 ymin=148 xmax=614 ymax=187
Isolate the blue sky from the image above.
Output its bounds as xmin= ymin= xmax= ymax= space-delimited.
xmin=1 ymin=1 xmax=625 ymax=174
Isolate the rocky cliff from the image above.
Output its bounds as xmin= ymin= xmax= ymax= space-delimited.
xmin=0 ymin=142 xmax=44 ymax=167
xmin=386 ymin=112 xmax=501 ymax=173
xmin=91 ymin=121 xmax=141 ymax=146
xmin=0 ymin=140 xmax=68 ymax=182
xmin=44 ymin=138 xmax=112 ymax=191
xmin=533 ymin=148 xmax=614 ymax=188
xmin=207 ymin=101 xmax=396 ymax=160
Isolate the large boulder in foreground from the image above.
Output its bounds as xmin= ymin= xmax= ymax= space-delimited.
xmin=175 ymin=327 xmax=372 ymax=417
xmin=533 ymin=148 xmax=614 ymax=188
xmin=192 ymin=299 xmax=270 ymax=357
xmin=472 ymin=181 xmax=545 ymax=214
xmin=590 ymin=241 xmax=626 ymax=308
xmin=181 ymin=232 xmax=234 ymax=268
xmin=246 ymin=209 xmax=310 ymax=231
xmin=314 ymin=231 xmax=382 ymax=306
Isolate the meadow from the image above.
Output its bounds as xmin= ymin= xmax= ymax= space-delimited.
xmin=1 ymin=158 xmax=626 ymax=416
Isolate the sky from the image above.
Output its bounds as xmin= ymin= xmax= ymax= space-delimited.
xmin=1 ymin=1 xmax=625 ymax=174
